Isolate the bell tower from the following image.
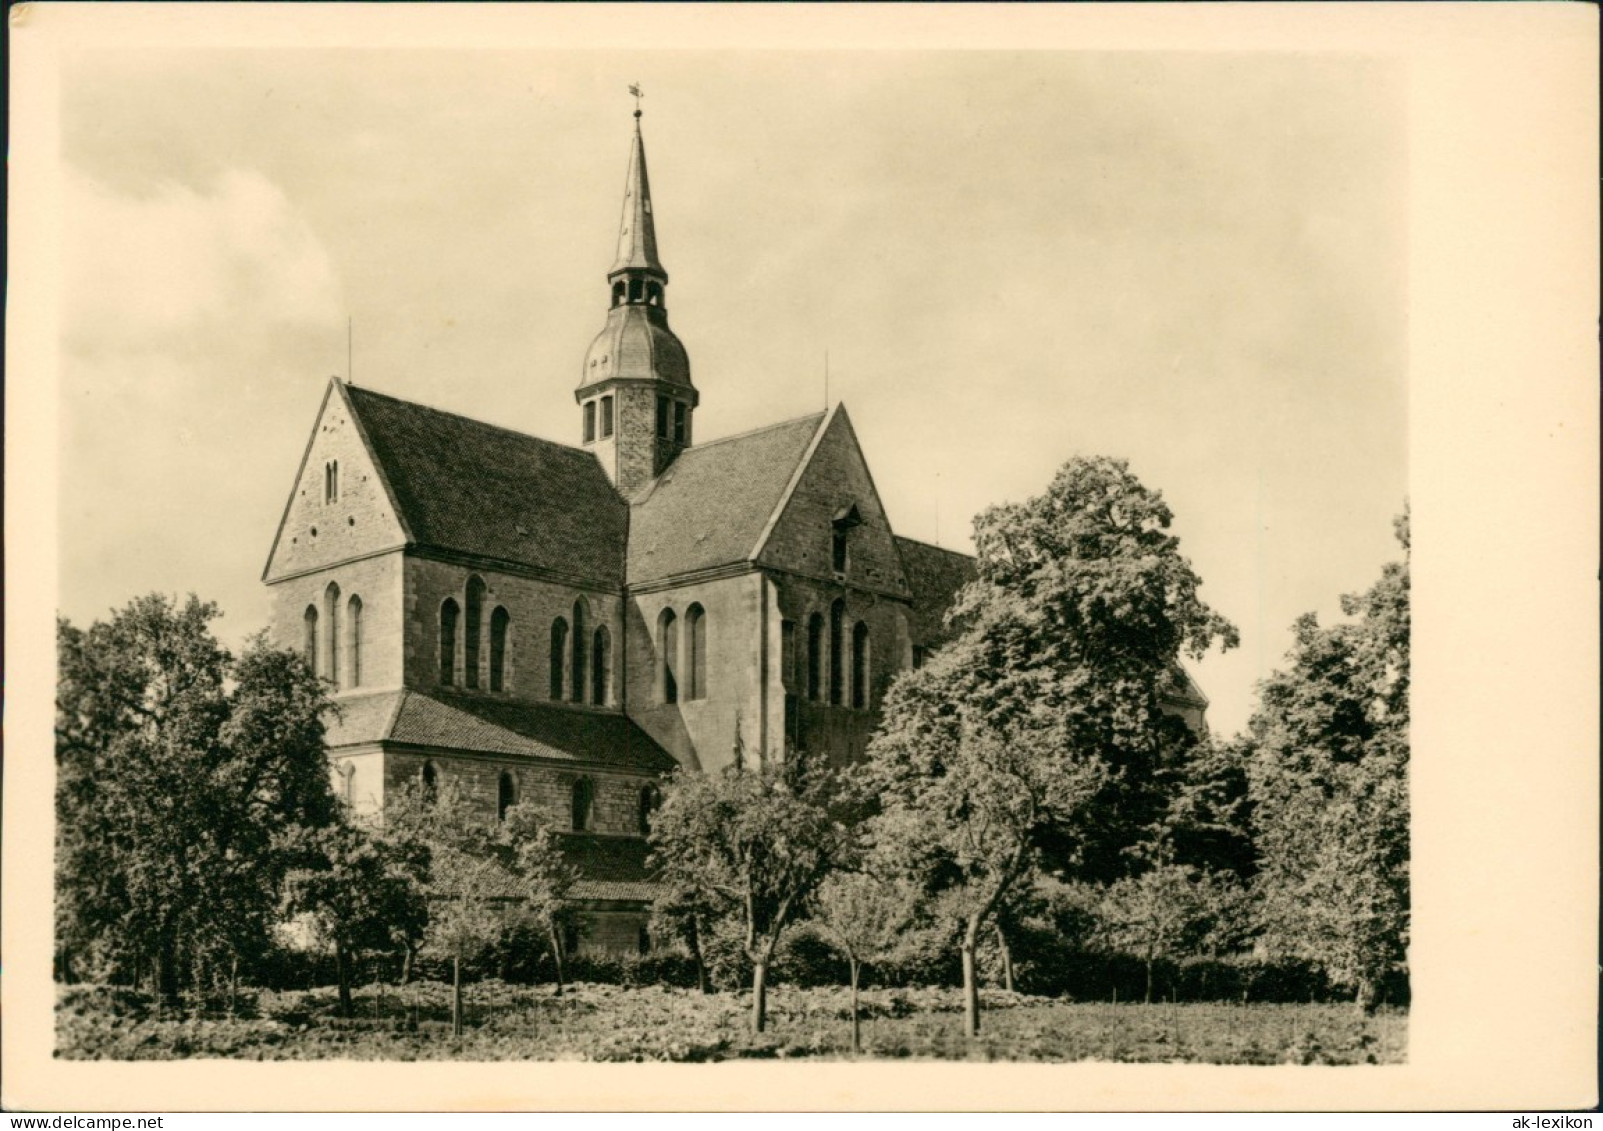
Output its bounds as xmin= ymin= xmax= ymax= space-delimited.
xmin=577 ymin=97 xmax=697 ymax=498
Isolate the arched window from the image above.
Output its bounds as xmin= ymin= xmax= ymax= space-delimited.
xmin=439 ymin=599 xmax=459 ymax=686
xmin=325 ymin=582 xmax=342 ymax=691
xmin=421 ymin=761 xmax=438 ymax=804
xmin=592 ymin=626 xmax=612 ymax=706
xmin=657 ymin=608 xmax=679 ymax=704
xmin=498 ymin=771 xmax=516 ymax=822
xmin=829 ymin=599 xmax=845 ymax=706
xmin=570 ymin=600 xmax=588 ymax=704
xmin=638 ymin=785 xmax=660 ymax=835
xmin=806 ymin=613 xmax=823 ymax=701
xmin=852 ymin=621 xmax=870 ymax=709
xmin=347 ymin=595 xmax=364 ymax=689
xmin=464 ymin=577 xmax=485 ymax=690
xmin=303 ymin=606 xmax=319 ymax=675
xmin=685 ymin=604 xmax=707 ymax=700
xmin=549 ymin=618 xmax=569 ymax=700
xmin=490 ymin=607 xmax=510 ymax=692
xmin=571 ymin=778 xmax=595 ymax=832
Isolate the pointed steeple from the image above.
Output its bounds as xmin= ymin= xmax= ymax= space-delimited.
xmin=611 ymin=115 xmax=665 ymax=279
xmin=577 ymin=98 xmax=696 ymax=498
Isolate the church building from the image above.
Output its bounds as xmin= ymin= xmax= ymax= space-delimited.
xmin=262 ymin=110 xmax=1206 ymax=954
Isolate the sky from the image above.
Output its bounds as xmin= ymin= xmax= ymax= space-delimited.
xmin=55 ymin=49 xmax=1408 ymax=738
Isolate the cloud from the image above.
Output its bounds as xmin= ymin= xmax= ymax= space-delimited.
xmin=63 ymin=166 xmax=343 ymax=357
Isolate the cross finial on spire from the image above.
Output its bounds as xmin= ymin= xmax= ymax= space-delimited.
xmin=628 ymin=82 xmax=643 ymax=120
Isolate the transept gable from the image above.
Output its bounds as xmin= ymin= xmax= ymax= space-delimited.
xmin=754 ymin=406 xmax=912 ymax=599
xmin=263 ymin=379 xmax=409 ymax=583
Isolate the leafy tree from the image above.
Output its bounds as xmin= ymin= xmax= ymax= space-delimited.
xmin=646 ymin=877 xmax=719 ymax=994
xmin=866 ymin=652 xmax=1106 ymax=1037
xmin=811 ymin=870 xmax=919 ymax=1053
xmin=497 ymin=801 xmax=580 ymax=996
xmin=866 ymin=456 xmax=1237 ymax=1035
xmin=1244 ymin=506 xmax=1409 ymax=1012
xmin=280 ymin=817 xmax=429 ymax=1017
xmin=55 ymin=595 xmax=337 ymax=1003
xmin=388 ymin=778 xmax=505 ymax=1036
xmin=648 ymin=760 xmax=848 ymax=1033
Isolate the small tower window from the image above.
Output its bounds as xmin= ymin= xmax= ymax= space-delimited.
xmin=498 ymin=771 xmax=516 ymax=823
xmin=600 ymin=395 xmax=614 ymax=438
xmin=656 ymin=396 xmax=669 ymax=439
xmin=686 ymin=604 xmax=707 ymax=700
xmin=592 ymin=626 xmax=612 ymax=706
xmin=571 ymin=778 xmax=595 ymax=832
xmin=549 ymin=617 xmax=569 ymax=700
xmin=852 ymin=621 xmax=870 ymax=709
xmin=324 ymin=460 xmax=339 ymax=503
xmin=806 ymin=613 xmax=823 ymax=702
xmin=657 ymin=607 xmax=679 ymax=705
xmin=646 ymin=282 xmax=662 ymax=307
xmin=629 ymin=278 xmax=644 ymax=303
xmin=583 ymin=401 xmax=597 ymax=443
xmin=490 ymin=607 xmax=511 ymax=692
xmin=829 ymin=599 xmax=845 ymax=706
xmin=612 ymin=280 xmax=626 ymax=307
xmin=439 ymin=599 xmax=460 ymax=686
xmin=673 ymin=402 xmax=687 ymax=443
xmin=464 ymin=576 xmax=486 ymax=690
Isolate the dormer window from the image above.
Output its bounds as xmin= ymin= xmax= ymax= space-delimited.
xmin=831 ymin=504 xmax=862 ymax=575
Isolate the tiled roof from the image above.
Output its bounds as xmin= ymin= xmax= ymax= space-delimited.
xmin=895 ymin=536 xmax=976 ymax=645
xmin=343 ymin=384 xmax=628 ymax=587
xmin=322 ymin=689 xmax=678 ymax=773
xmin=628 ymin=413 xmax=825 ymax=584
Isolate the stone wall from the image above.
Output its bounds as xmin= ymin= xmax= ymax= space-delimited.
xmin=383 ymin=748 xmax=657 ymax=837
xmin=626 ymin=572 xmax=763 ymax=774
xmin=268 ymin=552 xmax=405 ymax=693
xmin=404 ymin=556 xmax=626 ymax=707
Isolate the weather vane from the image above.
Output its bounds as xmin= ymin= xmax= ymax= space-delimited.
xmin=628 ymin=83 xmax=644 ymax=119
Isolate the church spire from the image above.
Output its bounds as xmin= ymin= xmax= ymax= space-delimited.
xmin=577 ymin=92 xmax=697 ymax=498
xmin=610 ymin=106 xmax=665 ymax=279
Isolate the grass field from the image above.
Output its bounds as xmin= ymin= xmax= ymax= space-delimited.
xmin=57 ymin=980 xmax=1405 ymax=1064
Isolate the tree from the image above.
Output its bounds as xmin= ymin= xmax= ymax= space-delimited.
xmin=648 ymin=760 xmax=849 ymax=1033
xmin=1244 ymin=505 xmax=1409 ymax=1012
xmin=55 ymin=595 xmax=338 ymax=1004
xmin=498 ymin=801 xmax=580 ymax=996
xmin=866 ymin=456 xmax=1238 ymax=1035
xmin=812 ymin=870 xmax=919 ymax=1053
xmin=387 ymin=778 xmax=505 ymax=1037
xmin=280 ymin=818 xmax=429 ymax=1017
